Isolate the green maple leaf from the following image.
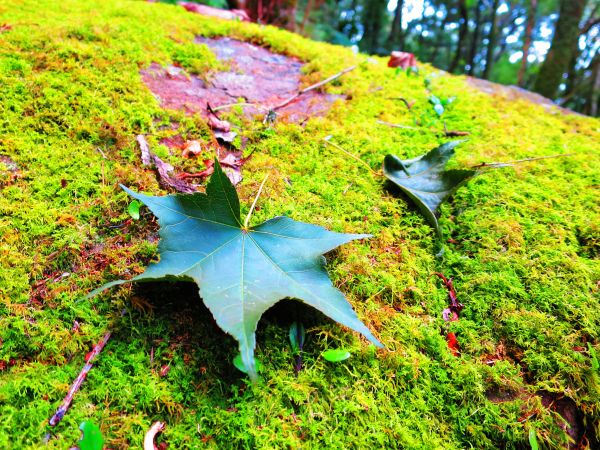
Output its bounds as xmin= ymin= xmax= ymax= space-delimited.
xmin=91 ymin=161 xmax=381 ymax=380
xmin=383 ymin=140 xmax=477 ymax=241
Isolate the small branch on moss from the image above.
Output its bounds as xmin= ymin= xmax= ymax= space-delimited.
xmin=49 ymin=329 xmax=114 ymax=426
xmin=272 ymin=65 xmax=357 ymax=111
xmin=211 ymin=102 xmax=268 ymax=113
xmin=471 ymin=153 xmax=574 ymax=169
xmin=322 ymin=136 xmax=378 ymax=176
xmin=244 ymin=173 xmax=270 ymax=228
xmin=377 ymin=120 xmax=470 ymax=137
xmin=377 ymin=120 xmax=420 ymax=131
xmin=144 ymin=421 xmax=166 ymax=450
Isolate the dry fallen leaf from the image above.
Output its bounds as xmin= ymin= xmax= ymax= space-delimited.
xmin=182 ymin=140 xmax=203 ymax=158
xmin=207 ymin=115 xmax=231 ymax=132
xmin=387 ymin=51 xmax=417 ymax=69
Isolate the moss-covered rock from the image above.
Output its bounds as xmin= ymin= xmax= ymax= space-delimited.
xmin=0 ymin=0 xmax=598 ymax=448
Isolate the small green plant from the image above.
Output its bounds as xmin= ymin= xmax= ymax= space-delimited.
xmin=127 ymin=199 xmax=141 ymax=220
xmin=77 ymin=421 xmax=104 ymax=450
xmin=528 ymin=427 xmax=539 ymax=450
xmin=428 ymin=94 xmax=455 ymax=117
xmin=322 ymin=349 xmax=351 ymax=362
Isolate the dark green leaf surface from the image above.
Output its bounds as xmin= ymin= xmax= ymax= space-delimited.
xmin=383 ymin=141 xmax=477 ymax=240
xmin=92 ymin=162 xmax=381 ymax=380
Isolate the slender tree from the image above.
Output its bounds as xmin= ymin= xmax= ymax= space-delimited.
xmin=430 ymin=8 xmax=450 ymax=65
xmin=386 ymin=0 xmax=405 ymax=50
xmin=518 ymin=0 xmax=538 ymax=86
xmin=359 ymin=0 xmax=388 ymax=54
xmin=467 ymin=0 xmax=483 ymax=75
xmin=449 ymin=0 xmax=469 ymax=72
xmin=482 ymin=0 xmax=500 ymax=79
xmin=533 ymin=0 xmax=588 ymax=98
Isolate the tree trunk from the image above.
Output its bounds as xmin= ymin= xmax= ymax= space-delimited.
xmin=430 ymin=8 xmax=450 ymax=65
xmin=359 ymin=0 xmax=388 ymax=54
xmin=299 ymin=0 xmax=314 ymax=34
xmin=517 ymin=0 xmax=537 ymax=86
xmin=588 ymin=56 xmax=600 ymax=117
xmin=533 ymin=0 xmax=588 ymax=99
xmin=467 ymin=0 xmax=482 ymax=76
xmin=482 ymin=0 xmax=499 ymax=79
xmin=245 ymin=0 xmax=298 ymax=30
xmin=449 ymin=0 xmax=469 ymax=73
xmin=386 ymin=0 xmax=404 ymax=50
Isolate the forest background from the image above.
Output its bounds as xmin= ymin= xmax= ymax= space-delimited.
xmin=164 ymin=0 xmax=599 ymax=116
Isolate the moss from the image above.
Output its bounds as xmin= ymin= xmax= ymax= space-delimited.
xmin=0 ymin=0 xmax=599 ymax=448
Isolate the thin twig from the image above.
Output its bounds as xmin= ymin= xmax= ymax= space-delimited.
xmin=322 ymin=137 xmax=378 ymax=175
xmin=144 ymin=421 xmax=166 ymax=450
xmin=48 ymin=331 xmax=111 ymax=426
xmin=377 ymin=120 xmax=470 ymax=137
xmin=211 ymin=102 xmax=269 ymax=113
xmin=471 ymin=153 xmax=574 ymax=169
xmin=273 ymin=65 xmax=357 ymax=111
xmin=377 ymin=120 xmax=421 ymax=131
xmin=244 ymin=173 xmax=270 ymax=228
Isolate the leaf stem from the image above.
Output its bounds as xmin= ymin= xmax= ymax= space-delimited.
xmin=244 ymin=173 xmax=270 ymax=228
xmin=322 ymin=137 xmax=378 ymax=176
xmin=471 ymin=153 xmax=575 ymax=168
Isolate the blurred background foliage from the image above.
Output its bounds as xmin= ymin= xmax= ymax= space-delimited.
xmin=165 ymin=0 xmax=599 ymax=116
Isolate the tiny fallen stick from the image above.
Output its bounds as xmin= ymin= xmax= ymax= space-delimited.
xmin=377 ymin=120 xmax=420 ymax=131
xmin=377 ymin=120 xmax=470 ymax=137
xmin=273 ymin=65 xmax=357 ymax=111
xmin=211 ymin=102 xmax=268 ymax=113
xmin=144 ymin=421 xmax=166 ymax=450
xmin=48 ymin=331 xmax=112 ymax=427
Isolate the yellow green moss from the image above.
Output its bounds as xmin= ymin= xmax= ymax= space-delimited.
xmin=0 ymin=0 xmax=599 ymax=448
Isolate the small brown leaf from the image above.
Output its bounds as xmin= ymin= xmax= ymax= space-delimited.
xmin=181 ymin=140 xmax=202 ymax=158
xmin=387 ymin=51 xmax=417 ymax=69
xmin=207 ymin=115 xmax=231 ymax=132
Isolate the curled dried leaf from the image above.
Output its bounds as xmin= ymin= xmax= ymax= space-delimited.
xmin=388 ymin=51 xmax=417 ymax=69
